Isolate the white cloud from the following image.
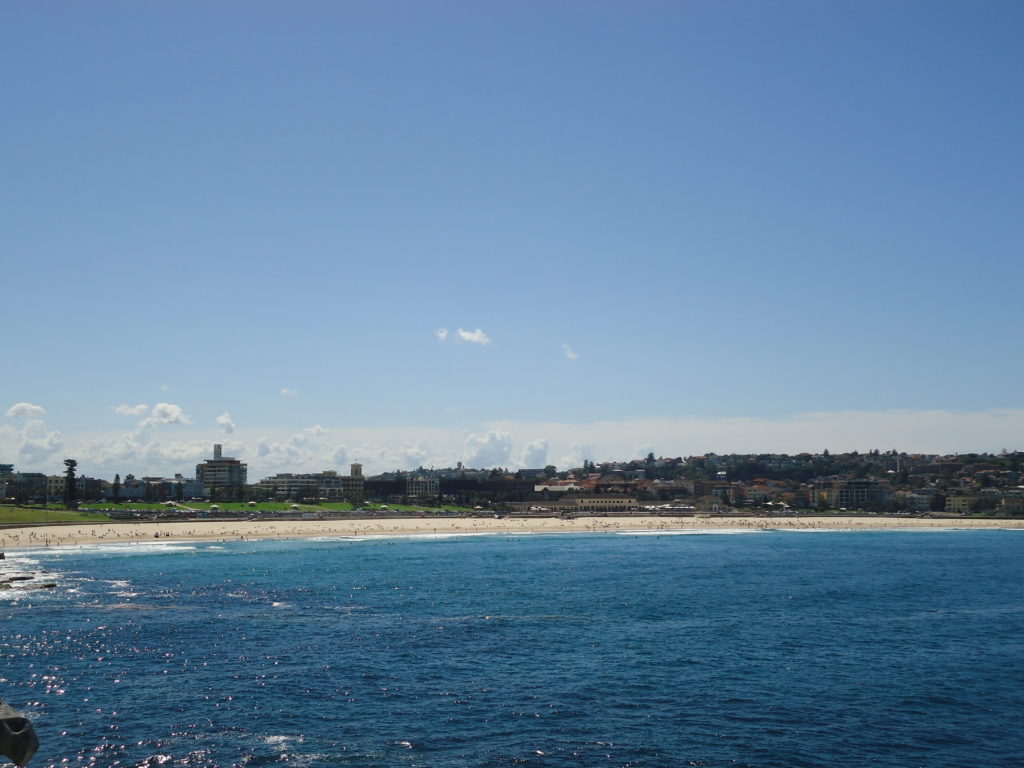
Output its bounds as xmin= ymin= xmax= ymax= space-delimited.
xmin=436 ymin=328 xmax=449 ymax=342
xmin=17 ymin=419 xmax=63 ymax=464
xmin=72 ymin=433 xmax=235 ymax=477
xmin=115 ymin=403 xmax=149 ymax=417
xmin=6 ymin=402 xmax=46 ymax=419
xmin=0 ymin=409 xmax=63 ymax=467
xmin=142 ymin=438 xmax=219 ymax=467
xmin=288 ymin=424 xmax=327 ymax=446
xmin=253 ymin=425 xmax=331 ymax=471
xmin=280 ymin=388 xmax=298 ymax=397
xmin=217 ymin=412 xmax=236 ymax=434
xmin=560 ymin=441 xmax=596 ymax=469
xmin=138 ymin=403 xmax=192 ymax=429
xmin=457 ymin=328 xmax=491 ymax=345
xmin=633 ymin=444 xmax=655 ymax=460
xmin=399 ymin=440 xmax=432 ymax=469
xmin=464 ymin=430 xmax=513 ymax=468
xmin=256 ymin=436 xmax=301 ymax=461
xmin=3 ymin=405 xmax=62 ymax=467
xmin=520 ymin=438 xmax=549 ymax=468
xmin=561 ymin=343 xmax=579 ymax=360
xmin=10 ymin=406 xmax=1022 ymax=479
xmin=488 ymin=409 xmax=1024 ymax=468
xmin=348 ymin=441 xmax=390 ymax=467
xmin=81 ymin=431 xmax=144 ymax=468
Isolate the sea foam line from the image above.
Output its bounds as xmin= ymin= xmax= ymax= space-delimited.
xmin=18 ymin=542 xmax=200 ymax=557
xmin=326 ymin=532 xmax=505 ymax=542
xmin=615 ymin=528 xmax=764 ymax=536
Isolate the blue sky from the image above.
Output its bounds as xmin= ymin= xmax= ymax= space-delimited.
xmin=3 ymin=1 xmax=1022 ymax=478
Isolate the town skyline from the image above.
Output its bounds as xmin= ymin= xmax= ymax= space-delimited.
xmin=6 ymin=443 xmax=1022 ymax=519
xmin=3 ymin=406 xmax=1023 ymax=480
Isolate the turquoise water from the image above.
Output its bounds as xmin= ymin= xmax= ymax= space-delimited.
xmin=2 ymin=529 xmax=1023 ymax=767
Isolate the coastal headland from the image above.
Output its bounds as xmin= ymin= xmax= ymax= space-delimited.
xmin=2 ymin=515 xmax=1022 ymax=550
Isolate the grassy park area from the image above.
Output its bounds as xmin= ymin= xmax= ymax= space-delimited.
xmin=2 ymin=501 xmax=478 ymax=525
xmin=0 ymin=505 xmax=112 ymax=524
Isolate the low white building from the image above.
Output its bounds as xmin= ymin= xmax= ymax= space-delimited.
xmin=573 ymin=496 xmax=637 ymax=513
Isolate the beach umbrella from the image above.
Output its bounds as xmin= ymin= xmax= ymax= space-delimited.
xmin=0 ymin=699 xmax=38 ymax=767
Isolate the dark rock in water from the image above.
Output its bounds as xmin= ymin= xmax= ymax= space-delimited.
xmin=0 ymin=699 xmax=38 ymax=766
xmin=0 ymin=570 xmax=57 ymax=592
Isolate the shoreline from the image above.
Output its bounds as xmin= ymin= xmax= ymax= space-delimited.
xmin=2 ymin=515 xmax=1023 ymax=550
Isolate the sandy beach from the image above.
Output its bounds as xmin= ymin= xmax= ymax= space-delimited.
xmin=2 ymin=514 xmax=1022 ymax=550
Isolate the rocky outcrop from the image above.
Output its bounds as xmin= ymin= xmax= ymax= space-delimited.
xmin=0 ymin=699 xmax=38 ymax=766
xmin=0 ymin=561 xmax=56 ymax=591
xmin=0 ymin=578 xmax=56 ymax=591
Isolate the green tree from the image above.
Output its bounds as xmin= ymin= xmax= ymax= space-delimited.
xmin=972 ymin=495 xmax=998 ymax=512
xmin=63 ymin=458 xmax=78 ymax=509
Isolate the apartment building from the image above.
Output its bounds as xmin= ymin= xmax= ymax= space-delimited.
xmin=809 ymin=477 xmax=886 ymax=509
xmin=196 ymin=444 xmax=247 ymax=497
xmin=406 ymin=476 xmax=439 ymax=498
xmin=254 ymin=464 xmax=365 ymax=503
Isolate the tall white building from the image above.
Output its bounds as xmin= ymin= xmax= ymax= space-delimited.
xmin=195 ymin=444 xmax=247 ymax=498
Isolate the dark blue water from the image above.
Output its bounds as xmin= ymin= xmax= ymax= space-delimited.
xmin=2 ymin=529 xmax=1023 ymax=767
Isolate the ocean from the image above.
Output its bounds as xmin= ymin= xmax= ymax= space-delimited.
xmin=2 ymin=529 xmax=1022 ymax=767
